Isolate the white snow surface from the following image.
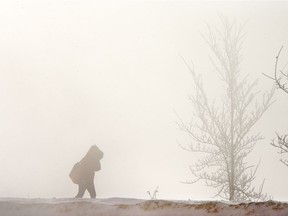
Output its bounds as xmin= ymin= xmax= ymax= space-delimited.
xmin=0 ymin=197 xmax=288 ymax=216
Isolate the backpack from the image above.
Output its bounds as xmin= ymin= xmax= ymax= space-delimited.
xmin=69 ymin=162 xmax=82 ymax=184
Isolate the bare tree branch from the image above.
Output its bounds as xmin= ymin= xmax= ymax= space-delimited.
xmin=263 ymin=46 xmax=288 ymax=93
xmin=264 ymin=46 xmax=288 ymax=167
xmin=271 ymin=133 xmax=288 ymax=167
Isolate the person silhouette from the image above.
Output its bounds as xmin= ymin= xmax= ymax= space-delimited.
xmin=70 ymin=145 xmax=104 ymax=198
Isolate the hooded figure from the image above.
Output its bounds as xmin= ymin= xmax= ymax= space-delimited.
xmin=70 ymin=145 xmax=104 ymax=198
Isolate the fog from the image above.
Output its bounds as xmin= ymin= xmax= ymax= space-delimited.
xmin=0 ymin=0 xmax=287 ymax=201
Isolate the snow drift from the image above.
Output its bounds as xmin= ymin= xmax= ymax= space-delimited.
xmin=0 ymin=197 xmax=288 ymax=216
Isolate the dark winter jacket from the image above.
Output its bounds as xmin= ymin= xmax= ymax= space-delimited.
xmin=80 ymin=145 xmax=104 ymax=172
xmin=70 ymin=145 xmax=104 ymax=184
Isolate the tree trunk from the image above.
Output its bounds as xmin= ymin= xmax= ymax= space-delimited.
xmin=229 ymin=78 xmax=235 ymax=201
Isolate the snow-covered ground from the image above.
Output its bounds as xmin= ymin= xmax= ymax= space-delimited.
xmin=0 ymin=197 xmax=288 ymax=216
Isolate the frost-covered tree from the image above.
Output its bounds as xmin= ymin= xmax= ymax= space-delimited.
xmin=178 ymin=17 xmax=274 ymax=201
xmin=264 ymin=46 xmax=288 ymax=166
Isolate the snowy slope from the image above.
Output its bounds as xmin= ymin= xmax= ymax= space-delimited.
xmin=0 ymin=198 xmax=288 ymax=216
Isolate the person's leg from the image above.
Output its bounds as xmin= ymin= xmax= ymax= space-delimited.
xmin=86 ymin=173 xmax=96 ymax=198
xmin=87 ymin=181 xmax=96 ymax=198
xmin=75 ymin=182 xmax=86 ymax=198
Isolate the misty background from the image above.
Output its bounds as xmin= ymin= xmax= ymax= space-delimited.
xmin=0 ymin=0 xmax=287 ymax=200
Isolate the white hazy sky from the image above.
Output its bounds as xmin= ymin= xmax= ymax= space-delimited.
xmin=0 ymin=0 xmax=288 ymax=201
